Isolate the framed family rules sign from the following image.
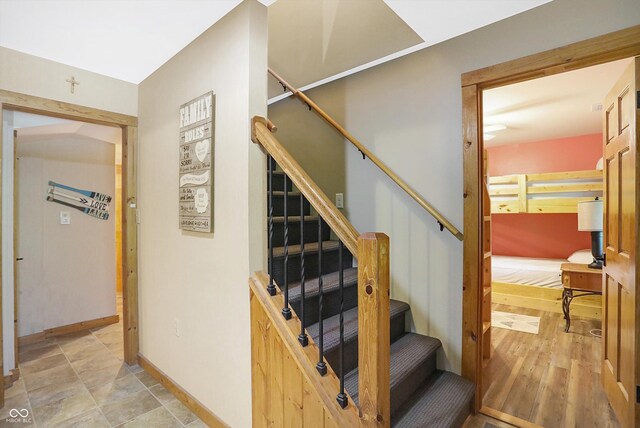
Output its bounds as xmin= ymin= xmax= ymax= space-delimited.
xmin=179 ymin=91 xmax=215 ymax=232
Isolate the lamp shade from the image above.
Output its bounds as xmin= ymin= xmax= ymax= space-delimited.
xmin=578 ymin=199 xmax=603 ymax=231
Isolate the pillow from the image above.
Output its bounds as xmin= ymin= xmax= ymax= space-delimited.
xmin=568 ymin=249 xmax=593 ymax=264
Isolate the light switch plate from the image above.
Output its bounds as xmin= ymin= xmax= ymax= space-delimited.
xmin=335 ymin=193 xmax=344 ymax=208
xmin=60 ymin=211 xmax=71 ymax=225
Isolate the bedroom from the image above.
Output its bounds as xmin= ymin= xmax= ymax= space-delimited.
xmin=479 ymin=57 xmax=633 ymax=427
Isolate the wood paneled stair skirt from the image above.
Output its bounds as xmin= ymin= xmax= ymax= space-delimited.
xmin=250 ymin=117 xmax=474 ymax=427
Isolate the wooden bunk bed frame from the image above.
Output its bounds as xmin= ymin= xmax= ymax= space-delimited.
xmin=488 ymin=168 xmax=603 ymax=320
xmin=489 ymin=169 xmax=602 ymax=214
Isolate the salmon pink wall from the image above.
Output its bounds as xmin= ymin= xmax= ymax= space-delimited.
xmin=487 ymin=134 xmax=602 ymax=259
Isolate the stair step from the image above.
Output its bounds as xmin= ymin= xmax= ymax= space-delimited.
xmin=269 ymin=191 xmax=310 ymax=216
xmin=270 ymin=216 xmax=331 ymax=247
xmin=289 ymin=268 xmax=359 ymax=327
xmin=271 ymin=241 xmax=353 ymax=285
xmin=268 ymin=171 xmax=292 ymax=192
xmin=391 ymin=371 xmax=475 ymax=428
xmin=344 ymin=333 xmax=442 ymax=415
xmin=307 ymin=300 xmax=410 ymax=375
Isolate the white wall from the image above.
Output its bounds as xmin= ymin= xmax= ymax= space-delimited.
xmin=0 ymin=46 xmax=137 ymax=116
xmin=269 ymin=0 xmax=640 ymax=373
xmin=0 ymin=41 xmax=137 ymax=375
xmin=16 ymin=135 xmax=116 ymax=337
xmin=137 ymin=1 xmax=267 ymax=426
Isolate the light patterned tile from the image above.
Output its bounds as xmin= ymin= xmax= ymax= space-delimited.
xmin=31 ymin=391 xmax=95 ymax=427
xmin=186 ymin=419 xmax=208 ymax=428
xmin=19 ymin=342 xmax=63 ymax=364
xmin=23 ymin=363 xmax=78 ymax=392
xmin=164 ymin=399 xmax=198 ymax=425
xmin=50 ymin=408 xmax=110 ymax=428
xmin=148 ymin=384 xmax=175 ymax=405
xmin=126 ymin=364 xmax=144 ymax=374
xmin=71 ymin=350 xmax=122 ymax=375
xmin=120 ymin=407 xmax=181 ymax=428
xmin=28 ymin=378 xmax=86 ymax=409
xmin=65 ymin=342 xmax=108 ymax=363
xmin=77 ymin=361 xmax=131 ymax=390
xmin=21 ymin=353 xmax=69 ymax=375
xmin=5 ymin=378 xmax=27 ymax=399
xmin=100 ymin=389 xmax=161 ymax=426
xmin=89 ymin=374 xmax=145 ymax=407
xmin=134 ymin=371 xmax=158 ymax=388
xmin=0 ymin=392 xmax=32 ymax=422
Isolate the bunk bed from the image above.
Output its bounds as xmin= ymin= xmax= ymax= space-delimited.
xmin=488 ymin=169 xmax=603 ymax=319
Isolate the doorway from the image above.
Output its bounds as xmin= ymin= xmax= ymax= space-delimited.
xmin=0 ymin=90 xmax=139 ymax=408
xmin=480 ymin=59 xmax=632 ymax=427
xmin=461 ymin=25 xmax=640 ymax=427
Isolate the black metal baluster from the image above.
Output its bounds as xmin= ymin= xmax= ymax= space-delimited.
xmin=267 ymin=156 xmax=276 ymax=296
xmin=316 ymin=217 xmax=327 ymax=375
xmin=336 ymin=241 xmax=348 ymax=408
xmin=282 ymin=175 xmax=292 ymax=320
xmin=298 ymin=196 xmax=308 ymax=346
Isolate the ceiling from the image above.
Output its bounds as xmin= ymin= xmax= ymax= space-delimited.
xmin=14 ymin=111 xmax=121 ymax=144
xmin=483 ymin=58 xmax=633 ymax=146
xmin=0 ymin=0 xmax=550 ymax=85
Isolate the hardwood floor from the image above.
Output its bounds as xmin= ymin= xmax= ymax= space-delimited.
xmin=481 ymin=304 xmax=619 ymax=428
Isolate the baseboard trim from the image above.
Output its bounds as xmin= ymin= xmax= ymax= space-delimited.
xmin=137 ymin=354 xmax=228 ymax=428
xmin=3 ymin=368 xmax=20 ymax=388
xmin=18 ymin=315 xmax=120 ymax=346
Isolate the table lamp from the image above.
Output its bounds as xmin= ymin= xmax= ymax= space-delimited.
xmin=577 ymin=198 xmax=604 ymax=269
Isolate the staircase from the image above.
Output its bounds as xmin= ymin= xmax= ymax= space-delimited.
xmin=268 ymin=161 xmax=475 ymax=427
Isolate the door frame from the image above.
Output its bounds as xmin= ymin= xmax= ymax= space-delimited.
xmin=461 ymin=24 xmax=640 ymax=414
xmin=0 ymin=90 xmax=139 ymax=405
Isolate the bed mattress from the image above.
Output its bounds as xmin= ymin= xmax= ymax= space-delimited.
xmin=491 ymin=255 xmax=565 ymax=289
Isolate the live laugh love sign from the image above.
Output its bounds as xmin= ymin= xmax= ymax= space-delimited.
xmin=179 ymin=92 xmax=215 ymax=232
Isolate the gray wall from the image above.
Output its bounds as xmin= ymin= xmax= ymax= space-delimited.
xmin=267 ymin=0 xmax=640 ymax=373
xmin=137 ymin=1 xmax=267 ymax=426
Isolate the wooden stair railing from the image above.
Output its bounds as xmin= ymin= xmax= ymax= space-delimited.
xmin=251 ymin=116 xmax=391 ymax=427
xmin=268 ymin=68 xmax=463 ymax=241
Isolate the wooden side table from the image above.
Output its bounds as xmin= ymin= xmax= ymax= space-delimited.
xmin=561 ymin=262 xmax=602 ymax=332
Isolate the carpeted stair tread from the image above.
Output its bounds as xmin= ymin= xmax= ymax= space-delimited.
xmin=272 ymin=215 xmax=319 ymax=223
xmin=307 ymin=300 xmax=410 ymax=354
xmin=289 ymin=268 xmax=358 ymax=301
xmin=273 ymin=240 xmax=341 ymax=258
xmin=344 ymin=333 xmax=442 ymax=406
xmin=391 ymin=371 xmax=475 ymax=428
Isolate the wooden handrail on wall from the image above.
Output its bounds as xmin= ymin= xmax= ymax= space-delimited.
xmin=268 ymin=68 xmax=464 ymax=241
xmin=252 ymin=116 xmax=359 ymax=255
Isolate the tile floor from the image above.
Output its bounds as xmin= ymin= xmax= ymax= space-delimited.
xmin=1 ymin=299 xmax=206 ymax=427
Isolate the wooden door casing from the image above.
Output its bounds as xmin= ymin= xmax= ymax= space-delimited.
xmin=602 ymin=57 xmax=639 ymax=428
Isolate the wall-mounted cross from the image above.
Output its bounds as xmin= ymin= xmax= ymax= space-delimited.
xmin=66 ymin=76 xmax=80 ymax=94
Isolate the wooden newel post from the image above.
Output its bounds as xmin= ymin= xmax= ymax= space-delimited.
xmin=357 ymin=233 xmax=390 ymax=428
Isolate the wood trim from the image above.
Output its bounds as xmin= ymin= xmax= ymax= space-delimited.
xmin=461 ymin=25 xmax=640 ymax=88
xmin=461 ymin=24 xmax=640 ymax=420
xmin=3 ymin=368 xmax=19 ymax=389
xmin=0 ymin=89 xmax=137 ymax=127
xmin=249 ymin=272 xmax=360 ymax=427
xmin=138 ymin=354 xmax=229 ymax=428
xmin=18 ymin=315 xmax=119 ymax=346
xmin=122 ymin=126 xmax=139 ymax=365
xmin=266 ymin=71 xmax=464 ymax=241
xmin=461 ymin=84 xmax=482 ymax=410
xmin=480 ymin=407 xmax=544 ymax=428
xmin=357 ymin=233 xmax=391 ymax=428
xmin=253 ymin=118 xmax=360 ymax=255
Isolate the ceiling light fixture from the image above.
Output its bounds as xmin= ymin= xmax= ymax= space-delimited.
xmin=483 ymin=124 xmax=507 ymax=133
